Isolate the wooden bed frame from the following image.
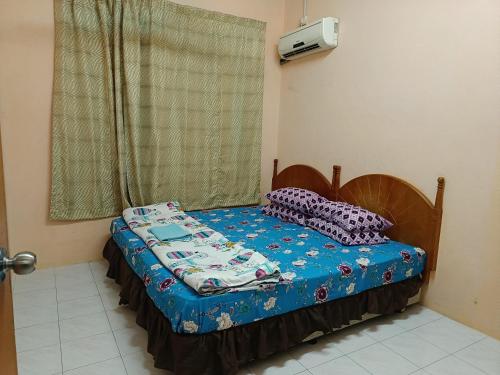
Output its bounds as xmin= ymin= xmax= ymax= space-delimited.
xmin=272 ymin=159 xmax=445 ymax=281
xmin=102 ymin=159 xmax=446 ymax=375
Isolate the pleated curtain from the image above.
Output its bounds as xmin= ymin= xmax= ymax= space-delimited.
xmin=50 ymin=0 xmax=265 ymax=220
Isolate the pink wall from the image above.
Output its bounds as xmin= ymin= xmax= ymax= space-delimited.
xmin=278 ymin=0 xmax=500 ymax=338
xmin=0 ymin=0 xmax=285 ymax=267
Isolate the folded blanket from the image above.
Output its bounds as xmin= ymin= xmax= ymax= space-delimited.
xmin=149 ymin=224 xmax=192 ymax=241
xmin=123 ymin=202 xmax=281 ymax=295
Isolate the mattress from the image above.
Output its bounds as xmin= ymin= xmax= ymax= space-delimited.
xmin=111 ymin=206 xmax=426 ymax=334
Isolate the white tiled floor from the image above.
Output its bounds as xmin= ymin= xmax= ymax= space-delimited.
xmin=12 ymin=261 xmax=500 ymax=375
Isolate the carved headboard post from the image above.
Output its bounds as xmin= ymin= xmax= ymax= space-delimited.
xmin=429 ymin=177 xmax=445 ymax=271
xmin=272 ymin=159 xmax=279 ymax=190
xmin=435 ymin=177 xmax=445 ymax=210
xmin=332 ymin=165 xmax=341 ymax=201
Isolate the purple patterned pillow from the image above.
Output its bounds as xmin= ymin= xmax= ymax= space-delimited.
xmin=306 ymin=217 xmax=389 ymax=245
xmin=262 ymin=204 xmax=309 ymax=226
xmin=266 ymin=188 xmax=326 ymax=215
xmin=312 ymin=201 xmax=392 ymax=232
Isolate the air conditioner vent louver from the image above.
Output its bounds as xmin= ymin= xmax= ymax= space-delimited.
xmin=283 ymin=43 xmax=320 ymax=58
xmin=278 ymin=17 xmax=338 ymax=62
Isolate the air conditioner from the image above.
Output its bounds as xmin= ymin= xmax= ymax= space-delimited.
xmin=278 ymin=17 xmax=338 ymax=63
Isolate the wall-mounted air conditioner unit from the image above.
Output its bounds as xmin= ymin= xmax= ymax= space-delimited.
xmin=278 ymin=17 xmax=339 ymax=64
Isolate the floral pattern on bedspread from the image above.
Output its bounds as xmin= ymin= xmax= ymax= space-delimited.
xmin=111 ymin=206 xmax=426 ymax=334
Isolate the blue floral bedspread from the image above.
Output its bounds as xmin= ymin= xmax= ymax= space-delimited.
xmin=111 ymin=206 xmax=426 ymax=334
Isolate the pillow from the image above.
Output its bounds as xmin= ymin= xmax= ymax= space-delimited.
xmin=266 ymin=187 xmax=326 ymax=215
xmin=262 ymin=204 xmax=309 ymax=226
xmin=312 ymin=201 xmax=393 ymax=232
xmin=306 ymin=217 xmax=389 ymax=245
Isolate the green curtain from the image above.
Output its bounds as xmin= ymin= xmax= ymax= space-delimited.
xmin=50 ymin=0 xmax=265 ymax=220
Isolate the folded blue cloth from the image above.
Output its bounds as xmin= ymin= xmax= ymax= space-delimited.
xmin=149 ymin=224 xmax=192 ymax=241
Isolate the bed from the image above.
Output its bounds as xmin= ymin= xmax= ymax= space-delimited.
xmin=103 ymin=160 xmax=445 ymax=375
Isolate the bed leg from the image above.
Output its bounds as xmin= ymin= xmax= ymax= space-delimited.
xmin=307 ymin=339 xmax=318 ymax=345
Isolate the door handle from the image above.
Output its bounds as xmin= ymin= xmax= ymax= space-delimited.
xmin=0 ymin=248 xmax=36 ymax=281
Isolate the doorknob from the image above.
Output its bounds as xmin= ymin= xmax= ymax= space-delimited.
xmin=0 ymin=248 xmax=37 ymax=281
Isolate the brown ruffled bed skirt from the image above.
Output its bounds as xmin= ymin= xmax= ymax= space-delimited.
xmin=103 ymin=238 xmax=422 ymax=375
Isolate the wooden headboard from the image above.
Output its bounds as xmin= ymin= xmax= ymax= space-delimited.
xmin=271 ymin=159 xmax=334 ymax=199
xmin=272 ymin=159 xmax=445 ymax=281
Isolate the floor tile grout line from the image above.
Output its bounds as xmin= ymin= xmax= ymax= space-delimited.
xmin=379 ymin=338 xmax=447 ymax=370
xmin=14 ymin=315 xmax=59 ymax=331
xmin=388 ymin=307 xmax=445 ymax=329
xmin=59 ymin=327 xmax=114 ymax=346
xmin=54 ymin=271 xmax=65 ymax=374
xmin=13 ymin=286 xmax=60 ymax=353
xmin=16 ymin=338 xmax=60 ymax=356
xmin=406 ymin=323 xmax=486 ymax=355
xmin=346 ymin=352 xmax=376 ymax=375
xmin=303 ymin=318 xmax=424 ymax=372
xmin=12 ymin=286 xmax=56 ymax=299
xmin=303 ymin=353 xmax=346 ymax=371
xmin=449 ymin=350 xmax=491 ymax=374
xmin=58 ymin=309 xmax=108 ymax=323
xmin=418 ymin=353 xmax=456 ymax=372
xmin=59 ymin=355 xmax=123 ymax=374
xmin=12 ymin=285 xmax=57 ymax=296
xmin=350 ymin=339 xmax=420 ymax=373
xmin=306 ymin=315 xmax=490 ymax=375
xmin=57 ymin=297 xmax=106 ymax=322
xmin=377 ymin=323 xmax=459 ymax=368
xmin=89 ymin=260 xmax=130 ymax=375
xmin=14 ymin=301 xmax=106 ymax=331
xmin=56 ymin=263 xmax=114 ymax=373
xmin=298 ymin=353 xmax=347 ymax=371
xmin=57 ymin=293 xmax=101 ymax=304
xmin=339 ymin=313 xmax=450 ymax=373
xmin=414 ymin=338 xmax=490 ymax=375
xmin=409 ymin=369 xmax=429 ymax=375
xmin=57 ymin=267 xmax=111 ymax=344
xmin=452 ymin=335 xmax=491 ymax=353
xmin=392 ymin=315 xmax=444 ymax=332
xmin=354 ymin=309 xmax=445 ymax=344
xmin=305 ymin=339 xmax=379 ymax=371
xmin=381 ymin=316 xmax=489 ymax=372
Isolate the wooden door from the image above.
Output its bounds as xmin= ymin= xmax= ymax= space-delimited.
xmin=0 ymin=127 xmax=17 ymax=374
